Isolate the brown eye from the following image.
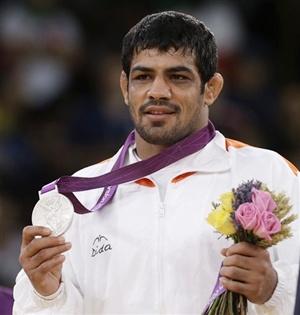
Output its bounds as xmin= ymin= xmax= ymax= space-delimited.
xmin=134 ymin=74 xmax=151 ymax=81
xmin=171 ymin=74 xmax=189 ymax=81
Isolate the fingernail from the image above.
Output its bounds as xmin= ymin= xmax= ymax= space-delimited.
xmin=43 ymin=227 xmax=52 ymax=234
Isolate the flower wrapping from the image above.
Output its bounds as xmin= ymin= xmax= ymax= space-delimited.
xmin=203 ymin=180 xmax=297 ymax=315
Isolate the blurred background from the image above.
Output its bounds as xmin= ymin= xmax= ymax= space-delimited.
xmin=0 ymin=0 xmax=300 ymax=288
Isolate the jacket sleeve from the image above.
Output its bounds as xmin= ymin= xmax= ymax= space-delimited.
xmin=248 ymin=162 xmax=300 ymax=315
xmin=13 ymin=268 xmax=83 ymax=314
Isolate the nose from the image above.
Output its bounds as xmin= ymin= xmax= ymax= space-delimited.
xmin=147 ymin=76 xmax=171 ymax=100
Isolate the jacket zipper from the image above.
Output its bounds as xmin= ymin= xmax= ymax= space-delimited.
xmin=158 ymin=201 xmax=165 ymax=313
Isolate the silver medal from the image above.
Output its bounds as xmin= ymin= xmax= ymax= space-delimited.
xmin=32 ymin=192 xmax=74 ymax=236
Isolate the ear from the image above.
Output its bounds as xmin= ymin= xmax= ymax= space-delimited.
xmin=120 ymin=71 xmax=129 ymax=105
xmin=203 ymin=73 xmax=224 ymax=106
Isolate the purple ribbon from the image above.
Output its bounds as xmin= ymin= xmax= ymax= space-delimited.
xmin=0 ymin=286 xmax=13 ymax=315
xmin=203 ymin=263 xmax=226 ymax=314
xmin=41 ymin=121 xmax=216 ymax=214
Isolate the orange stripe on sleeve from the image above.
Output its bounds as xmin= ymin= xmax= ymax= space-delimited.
xmin=226 ymin=138 xmax=299 ymax=175
xmin=225 ymin=138 xmax=249 ymax=150
xmin=283 ymin=158 xmax=299 ymax=176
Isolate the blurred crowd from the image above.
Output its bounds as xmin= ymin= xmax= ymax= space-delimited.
xmin=0 ymin=0 xmax=299 ymax=288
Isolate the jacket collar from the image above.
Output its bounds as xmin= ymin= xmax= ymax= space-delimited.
xmin=184 ymin=131 xmax=231 ymax=173
xmin=125 ymin=130 xmax=231 ymax=177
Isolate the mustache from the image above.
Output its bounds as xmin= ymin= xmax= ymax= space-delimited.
xmin=140 ymin=99 xmax=180 ymax=113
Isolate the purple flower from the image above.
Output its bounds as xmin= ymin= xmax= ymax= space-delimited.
xmin=233 ymin=180 xmax=261 ymax=209
xmin=235 ymin=187 xmax=280 ymax=240
xmin=251 ymin=188 xmax=277 ymax=212
xmin=235 ymin=203 xmax=260 ymax=230
xmin=253 ymin=211 xmax=281 ymax=240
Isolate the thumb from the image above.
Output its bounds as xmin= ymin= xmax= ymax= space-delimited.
xmin=221 ymin=248 xmax=228 ymax=257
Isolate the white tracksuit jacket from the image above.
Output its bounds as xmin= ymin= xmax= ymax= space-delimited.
xmin=13 ymin=131 xmax=300 ymax=314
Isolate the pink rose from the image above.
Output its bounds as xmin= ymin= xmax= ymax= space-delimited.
xmin=235 ymin=202 xmax=261 ymax=230
xmin=253 ymin=211 xmax=281 ymax=241
xmin=251 ymin=188 xmax=277 ymax=212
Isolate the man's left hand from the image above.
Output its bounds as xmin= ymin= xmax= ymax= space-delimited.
xmin=220 ymin=242 xmax=277 ymax=304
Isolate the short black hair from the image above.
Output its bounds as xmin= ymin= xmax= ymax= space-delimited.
xmin=121 ymin=11 xmax=218 ymax=87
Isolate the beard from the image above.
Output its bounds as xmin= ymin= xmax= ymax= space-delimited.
xmin=128 ymin=99 xmax=203 ymax=146
xmin=134 ymin=120 xmax=188 ymax=145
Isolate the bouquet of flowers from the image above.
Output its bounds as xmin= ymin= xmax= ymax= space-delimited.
xmin=203 ymin=180 xmax=297 ymax=315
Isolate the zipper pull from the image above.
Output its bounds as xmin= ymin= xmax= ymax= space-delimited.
xmin=158 ymin=202 xmax=165 ymax=217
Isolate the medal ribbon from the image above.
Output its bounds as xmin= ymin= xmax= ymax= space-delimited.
xmin=202 ymin=263 xmax=226 ymax=314
xmin=41 ymin=121 xmax=216 ymax=214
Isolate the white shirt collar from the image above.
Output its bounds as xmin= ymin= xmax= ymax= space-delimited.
xmin=126 ymin=131 xmax=231 ymax=177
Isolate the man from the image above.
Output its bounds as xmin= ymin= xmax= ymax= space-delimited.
xmin=13 ymin=11 xmax=300 ymax=314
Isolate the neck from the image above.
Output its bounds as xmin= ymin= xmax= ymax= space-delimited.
xmin=134 ymin=122 xmax=211 ymax=160
xmin=135 ymin=133 xmax=168 ymax=160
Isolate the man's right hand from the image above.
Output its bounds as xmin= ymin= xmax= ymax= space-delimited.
xmin=19 ymin=226 xmax=72 ymax=296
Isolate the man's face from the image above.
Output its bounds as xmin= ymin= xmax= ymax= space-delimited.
xmin=121 ymin=48 xmax=210 ymax=145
